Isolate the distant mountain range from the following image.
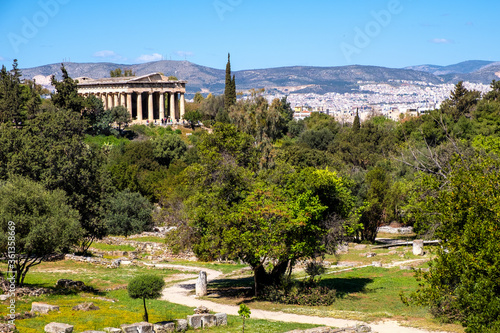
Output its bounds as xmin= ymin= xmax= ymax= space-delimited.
xmin=20 ymin=60 xmax=500 ymax=97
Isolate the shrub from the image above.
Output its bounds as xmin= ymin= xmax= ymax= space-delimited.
xmin=260 ymin=283 xmax=336 ymax=306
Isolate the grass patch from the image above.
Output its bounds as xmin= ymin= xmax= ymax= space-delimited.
xmin=168 ymin=259 xmax=248 ymax=275
xmin=130 ymin=236 xmax=165 ymax=243
xmin=201 ymin=265 xmax=462 ymax=332
xmin=84 ymin=134 xmax=129 ymax=148
xmin=7 ymin=283 xmax=320 ymax=332
xmin=89 ymin=242 xmax=136 ymax=252
xmin=0 ymin=260 xmax=180 ymax=291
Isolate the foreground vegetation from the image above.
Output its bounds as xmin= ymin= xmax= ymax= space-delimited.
xmin=1 ymin=58 xmax=500 ymax=331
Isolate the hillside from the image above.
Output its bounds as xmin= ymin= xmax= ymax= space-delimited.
xmin=20 ymin=61 xmax=442 ymax=96
xmin=20 ymin=60 xmax=499 ymax=97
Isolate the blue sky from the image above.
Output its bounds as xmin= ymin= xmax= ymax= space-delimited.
xmin=0 ymin=0 xmax=498 ymax=71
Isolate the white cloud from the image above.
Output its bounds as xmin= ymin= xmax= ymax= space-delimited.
xmin=92 ymin=50 xmax=126 ymax=62
xmin=430 ymin=38 xmax=453 ymax=44
xmin=175 ymin=51 xmax=194 ymax=58
xmin=136 ymin=53 xmax=163 ymax=63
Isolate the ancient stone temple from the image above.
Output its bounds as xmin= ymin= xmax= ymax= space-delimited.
xmin=76 ymin=73 xmax=187 ymax=123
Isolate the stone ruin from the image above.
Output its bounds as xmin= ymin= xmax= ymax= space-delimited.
xmin=21 ymin=302 xmax=228 ymax=333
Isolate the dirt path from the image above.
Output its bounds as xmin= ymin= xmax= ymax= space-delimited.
xmin=159 ymin=264 xmax=449 ymax=333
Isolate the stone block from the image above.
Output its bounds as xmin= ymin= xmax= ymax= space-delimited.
xmin=187 ymin=314 xmax=216 ymax=329
xmin=195 ymin=271 xmax=207 ymax=296
xmin=32 ymin=302 xmax=59 ymax=314
xmin=44 ymin=322 xmax=73 ymax=333
xmin=175 ymin=319 xmax=187 ymax=332
xmin=372 ymin=261 xmax=382 ymax=267
xmin=81 ymin=331 xmax=106 ymax=333
xmin=214 ymin=313 xmax=227 ymax=326
xmin=153 ymin=321 xmax=175 ymax=333
xmin=103 ymin=328 xmax=121 ymax=333
xmin=120 ymin=322 xmax=154 ymax=333
xmin=413 ymin=239 xmax=424 ymax=256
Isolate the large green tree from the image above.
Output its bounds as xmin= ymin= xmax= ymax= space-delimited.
xmin=0 ymin=177 xmax=82 ymax=285
xmin=404 ymin=155 xmax=500 ymax=331
xmin=104 ymin=189 xmax=153 ymax=237
xmin=50 ymin=64 xmax=84 ymax=113
xmin=0 ymin=60 xmax=23 ymax=125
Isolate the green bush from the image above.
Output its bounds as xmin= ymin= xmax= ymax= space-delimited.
xmin=260 ymin=283 xmax=336 ymax=306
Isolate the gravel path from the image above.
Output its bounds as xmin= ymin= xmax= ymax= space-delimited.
xmin=158 ymin=263 xmax=450 ymax=333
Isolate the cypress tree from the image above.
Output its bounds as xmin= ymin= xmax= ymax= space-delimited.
xmin=231 ymin=74 xmax=236 ymax=106
xmin=224 ymin=53 xmax=235 ymax=112
xmin=353 ymin=108 xmax=360 ymax=132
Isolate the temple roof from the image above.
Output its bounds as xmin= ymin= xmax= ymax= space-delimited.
xmin=76 ymin=73 xmax=186 ymax=85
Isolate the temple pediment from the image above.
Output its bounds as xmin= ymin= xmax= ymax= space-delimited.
xmin=127 ymin=73 xmax=166 ymax=82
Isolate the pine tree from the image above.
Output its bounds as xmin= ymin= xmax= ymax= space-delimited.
xmin=353 ymin=108 xmax=360 ymax=132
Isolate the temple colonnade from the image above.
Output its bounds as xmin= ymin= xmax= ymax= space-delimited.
xmin=76 ymin=73 xmax=187 ymax=123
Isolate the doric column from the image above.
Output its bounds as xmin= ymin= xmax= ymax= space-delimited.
xmin=170 ymin=92 xmax=176 ymax=120
xmin=159 ymin=93 xmax=165 ymax=120
xmin=120 ymin=93 xmax=126 ymax=107
xmin=113 ymin=93 xmax=119 ymax=108
xmin=107 ymin=93 xmax=113 ymax=110
xmin=99 ymin=93 xmax=105 ymax=108
xmin=137 ymin=93 xmax=143 ymax=121
xmin=180 ymin=93 xmax=185 ymax=120
xmin=127 ymin=93 xmax=133 ymax=116
xmin=174 ymin=93 xmax=179 ymax=121
xmin=148 ymin=92 xmax=153 ymax=121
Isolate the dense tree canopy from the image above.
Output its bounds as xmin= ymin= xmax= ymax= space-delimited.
xmin=0 ymin=176 xmax=81 ymax=285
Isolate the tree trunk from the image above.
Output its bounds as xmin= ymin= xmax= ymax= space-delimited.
xmin=253 ymin=265 xmax=269 ymax=296
xmin=143 ymin=297 xmax=149 ymax=322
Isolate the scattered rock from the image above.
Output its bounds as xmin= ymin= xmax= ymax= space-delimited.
xmin=355 ymin=324 xmax=372 ymax=332
xmin=215 ymin=313 xmax=227 ymax=326
xmin=354 ymin=244 xmax=367 ymax=250
xmin=44 ymin=322 xmax=73 ymax=333
xmin=72 ymin=302 xmax=100 ymax=311
xmin=56 ymin=279 xmax=96 ymax=293
xmin=153 ymin=321 xmax=175 ymax=333
xmin=187 ymin=314 xmax=216 ymax=329
xmin=372 ymin=261 xmax=382 ymax=267
xmin=103 ymin=328 xmax=121 ymax=333
xmin=120 ymin=322 xmax=154 ymax=333
xmin=0 ymin=323 xmax=15 ymax=333
xmin=193 ymin=305 xmax=210 ymax=314
xmin=31 ymin=302 xmax=59 ymax=314
xmin=175 ymin=319 xmax=188 ymax=332
xmin=366 ymin=252 xmax=376 ymax=258
xmin=0 ymin=295 xmax=9 ymax=301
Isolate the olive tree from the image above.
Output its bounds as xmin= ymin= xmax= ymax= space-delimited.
xmin=0 ymin=176 xmax=82 ymax=286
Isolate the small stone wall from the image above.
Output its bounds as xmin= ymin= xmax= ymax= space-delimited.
xmin=377 ymin=226 xmax=414 ymax=234
xmin=37 ymin=313 xmax=228 ymax=332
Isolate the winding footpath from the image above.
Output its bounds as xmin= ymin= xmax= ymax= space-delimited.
xmin=157 ymin=263 xmax=450 ymax=333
